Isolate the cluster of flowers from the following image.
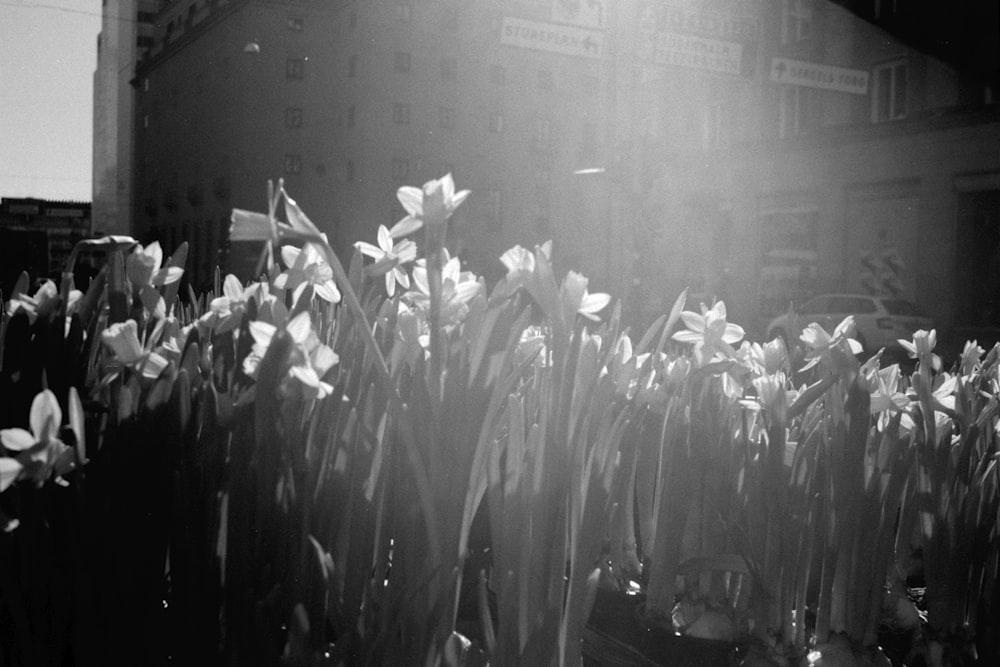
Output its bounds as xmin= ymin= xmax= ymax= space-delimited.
xmin=3 ymin=171 xmax=995 ymax=499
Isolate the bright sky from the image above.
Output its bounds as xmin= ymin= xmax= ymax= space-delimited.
xmin=0 ymin=0 xmax=100 ymax=202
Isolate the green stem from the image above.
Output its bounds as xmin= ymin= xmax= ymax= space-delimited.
xmin=289 ymin=231 xmax=443 ymax=566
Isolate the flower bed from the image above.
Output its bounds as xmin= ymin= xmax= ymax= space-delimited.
xmin=1 ymin=176 xmax=997 ymax=666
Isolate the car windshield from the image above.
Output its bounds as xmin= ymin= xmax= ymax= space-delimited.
xmin=882 ymin=299 xmax=925 ymax=316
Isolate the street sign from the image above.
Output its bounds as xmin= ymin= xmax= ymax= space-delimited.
xmin=770 ymin=57 xmax=869 ymax=95
xmin=637 ymin=4 xmax=758 ymax=77
xmin=640 ymin=3 xmax=759 ymax=42
xmin=551 ymin=0 xmax=606 ymax=30
xmin=500 ymin=17 xmax=605 ymax=60
xmin=654 ymin=31 xmax=742 ymax=75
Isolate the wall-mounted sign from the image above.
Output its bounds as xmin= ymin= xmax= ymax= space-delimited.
xmin=770 ymin=57 xmax=869 ymax=95
xmin=654 ymin=32 xmax=742 ymax=75
xmin=641 ymin=3 xmax=759 ymax=41
xmin=637 ymin=3 xmax=758 ymax=77
xmin=552 ymin=0 xmax=606 ymax=30
xmin=501 ymin=17 xmax=605 ymax=60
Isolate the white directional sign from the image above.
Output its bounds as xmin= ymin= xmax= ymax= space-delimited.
xmin=552 ymin=0 xmax=606 ymax=30
xmin=654 ymin=31 xmax=742 ymax=75
xmin=501 ymin=17 xmax=605 ymax=60
xmin=770 ymin=57 xmax=869 ymax=95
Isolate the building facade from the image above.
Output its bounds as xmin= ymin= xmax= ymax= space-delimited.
xmin=93 ymin=0 xmax=158 ymax=236
xmin=124 ymin=0 xmax=999 ymax=339
xmin=632 ymin=0 xmax=999 ymax=338
xmin=0 ymin=198 xmax=93 ymax=295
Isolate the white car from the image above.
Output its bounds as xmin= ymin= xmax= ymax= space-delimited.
xmin=765 ymin=293 xmax=934 ymax=355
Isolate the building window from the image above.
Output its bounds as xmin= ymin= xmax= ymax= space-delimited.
xmin=396 ymin=2 xmax=411 ymax=23
xmin=394 ymin=51 xmax=411 ymax=73
xmin=490 ymin=64 xmax=505 ymax=85
xmin=440 ymin=56 xmax=457 ymax=80
xmin=778 ymin=86 xmax=809 ymax=138
xmin=439 ymin=106 xmax=456 ymax=130
xmin=391 ymin=158 xmax=410 ymax=180
xmin=872 ymin=60 xmax=908 ymax=122
xmin=346 ymin=104 xmax=356 ymax=127
xmin=286 ymin=15 xmax=303 ymax=31
xmin=346 ymin=159 xmax=355 ymax=182
xmin=392 ymin=103 xmax=411 ymax=125
xmin=137 ymin=10 xmax=154 ymax=22
xmin=488 ymin=112 xmax=504 ymax=134
xmin=348 ymin=54 xmax=357 ymax=77
xmin=137 ymin=35 xmax=154 ymax=49
xmin=284 ymin=154 xmax=303 ymax=174
xmin=286 ymin=58 xmax=305 ymax=80
xmin=485 ymin=189 xmax=503 ymax=223
xmin=533 ymin=116 xmax=552 ymax=149
xmin=285 ymin=107 xmax=303 ymax=129
xmin=442 ymin=5 xmax=458 ymax=30
xmin=780 ymin=0 xmax=813 ymax=45
xmin=537 ymin=69 xmax=554 ymax=90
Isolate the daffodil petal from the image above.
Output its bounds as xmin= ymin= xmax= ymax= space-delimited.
xmin=394 ymin=240 xmax=417 ymax=263
xmin=281 ymin=245 xmax=302 ymax=268
xmin=397 ymin=186 xmax=424 ymax=216
xmin=395 ymin=268 xmax=410 ymax=290
xmin=579 ymin=292 xmax=611 ymax=316
xmin=286 ymin=312 xmax=312 ymax=344
xmin=290 ymin=365 xmax=320 ymax=387
xmin=0 ymin=458 xmax=23 ymax=492
xmin=451 ymin=189 xmax=470 ymax=210
xmin=377 ymin=225 xmax=392 ymax=253
xmin=311 ymin=345 xmax=340 ymax=376
xmin=412 ymin=267 xmax=429 ymax=295
xmin=1 ymin=429 xmax=35 ymax=452
xmin=223 ymin=274 xmax=243 ymax=301
xmin=30 ymin=390 xmax=62 ymax=443
xmin=152 ymin=266 xmax=184 ymax=286
xmin=454 ymin=280 xmax=482 ymax=304
xmin=722 ymin=323 xmax=746 ymax=344
xmin=679 ymin=311 xmax=706 ymax=333
xmin=389 ymin=215 xmax=423 ymax=238
xmin=355 ymin=242 xmax=383 ymax=259
xmin=102 ymin=320 xmax=145 ymax=364
xmin=139 ymin=352 xmax=169 ymax=380
xmin=249 ymin=321 xmax=276 ymax=347
xmin=314 ymin=281 xmax=341 ymax=303
xmin=672 ymin=330 xmax=702 ymax=344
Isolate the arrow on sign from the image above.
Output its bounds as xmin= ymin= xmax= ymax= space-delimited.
xmin=772 ymin=60 xmax=787 ymax=78
xmin=582 ymin=35 xmax=598 ymax=53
